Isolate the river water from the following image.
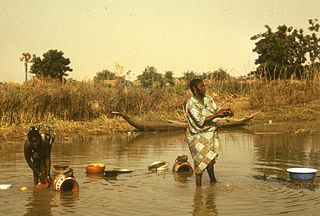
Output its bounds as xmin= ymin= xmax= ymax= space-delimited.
xmin=1 ymin=122 xmax=320 ymax=215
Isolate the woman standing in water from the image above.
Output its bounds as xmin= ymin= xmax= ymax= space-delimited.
xmin=186 ymin=79 xmax=233 ymax=186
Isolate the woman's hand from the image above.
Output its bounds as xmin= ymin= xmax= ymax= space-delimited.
xmin=206 ymin=108 xmax=234 ymax=122
xmin=218 ymin=108 xmax=234 ymax=117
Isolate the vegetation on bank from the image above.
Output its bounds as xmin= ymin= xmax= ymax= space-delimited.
xmin=1 ymin=72 xmax=320 ymax=142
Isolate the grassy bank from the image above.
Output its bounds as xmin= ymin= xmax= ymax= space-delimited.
xmin=1 ymin=76 xmax=320 ymax=143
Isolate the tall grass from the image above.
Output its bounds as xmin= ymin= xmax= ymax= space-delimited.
xmin=204 ymin=68 xmax=320 ymax=109
xmin=0 ymin=79 xmax=188 ymax=125
xmin=247 ymin=73 xmax=320 ymax=109
xmin=1 ymin=68 xmax=320 ymax=126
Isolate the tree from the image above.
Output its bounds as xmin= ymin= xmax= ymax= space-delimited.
xmin=137 ymin=66 xmax=164 ymax=88
xmin=20 ymin=52 xmax=32 ymax=82
xmin=204 ymin=68 xmax=233 ymax=81
xmin=30 ymin=49 xmax=73 ymax=82
xmin=180 ymin=71 xmax=203 ymax=83
xmin=93 ymin=69 xmax=116 ymax=82
xmin=251 ymin=19 xmax=320 ymax=80
xmin=164 ymin=71 xmax=175 ymax=86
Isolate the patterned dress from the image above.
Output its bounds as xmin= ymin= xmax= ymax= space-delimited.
xmin=186 ymin=95 xmax=220 ymax=174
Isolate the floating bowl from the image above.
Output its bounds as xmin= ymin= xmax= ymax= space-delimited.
xmin=287 ymin=168 xmax=318 ymax=181
xmin=148 ymin=161 xmax=169 ymax=171
xmin=104 ymin=168 xmax=133 ymax=177
xmin=104 ymin=171 xmax=119 ymax=177
xmin=86 ymin=163 xmax=106 ymax=174
xmin=112 ymin=168 xmax=132 ymax=174
xmin=0 ymin=184 xmax=12 ymax=190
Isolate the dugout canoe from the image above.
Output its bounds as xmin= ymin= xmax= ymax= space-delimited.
xmin=111 ymin=111 xmax=259 ymax=132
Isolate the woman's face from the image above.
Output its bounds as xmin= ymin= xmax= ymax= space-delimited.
xmin=196 ymin=81 xmax=206 ymax=97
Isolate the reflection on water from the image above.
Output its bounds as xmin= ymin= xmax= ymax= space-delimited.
xmin=56 ymin=192 xmax=80 ymax=210
xmin=173 ymin=172 xmax=193 ymax=183
xmin=23 ymin=186 xmax=80 ymax=216
xmin=24 ymin=189 xmax=55 ymax=216
xmin=193 ymin=186 xmax=218 ymax=216
xmin=252 ymin=129 xmax=320 ymax=178
xmin=1 ymin=124 xmax=320 ymax=215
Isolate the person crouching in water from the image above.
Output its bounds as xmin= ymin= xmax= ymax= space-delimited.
xmin=24 ymin=126 xmax=54 ymax=187
xmin=186 ymin=79 xmax=233 ymax=186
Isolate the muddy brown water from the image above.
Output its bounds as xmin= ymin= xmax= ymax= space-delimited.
xmin=1 ymin=122 xmax=320 ymax=215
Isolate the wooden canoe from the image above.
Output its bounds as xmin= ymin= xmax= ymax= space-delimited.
xmin=111 ymin=111 xmax=259 ymax=132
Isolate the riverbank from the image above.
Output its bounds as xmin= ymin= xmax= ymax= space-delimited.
xmin=1 ymin=76 xmax=320 ymax=144
xmin=2 ymin=96 xmax=320 ymax=144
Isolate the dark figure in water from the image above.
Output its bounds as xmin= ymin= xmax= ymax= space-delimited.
xmin=24 ymin=126 xmax=54 ymax=186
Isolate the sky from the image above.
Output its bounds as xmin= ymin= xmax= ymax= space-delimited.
xmin=1 ymin=0 xmax=320 ymax=83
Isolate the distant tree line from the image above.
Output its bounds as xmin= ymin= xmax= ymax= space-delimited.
xmin=28 ymin=49 xmax=234 ymax=87
xmin=28 ymin=19 xmax=320 ymax=84
xmin=94 ymin=66 xmax=234 ymax=88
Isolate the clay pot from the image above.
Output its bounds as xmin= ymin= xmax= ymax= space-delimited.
xmin=53 ymin=175 xmax=79 ymax=192
xmin=172 ymin=161 xmax=193 ymax=173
